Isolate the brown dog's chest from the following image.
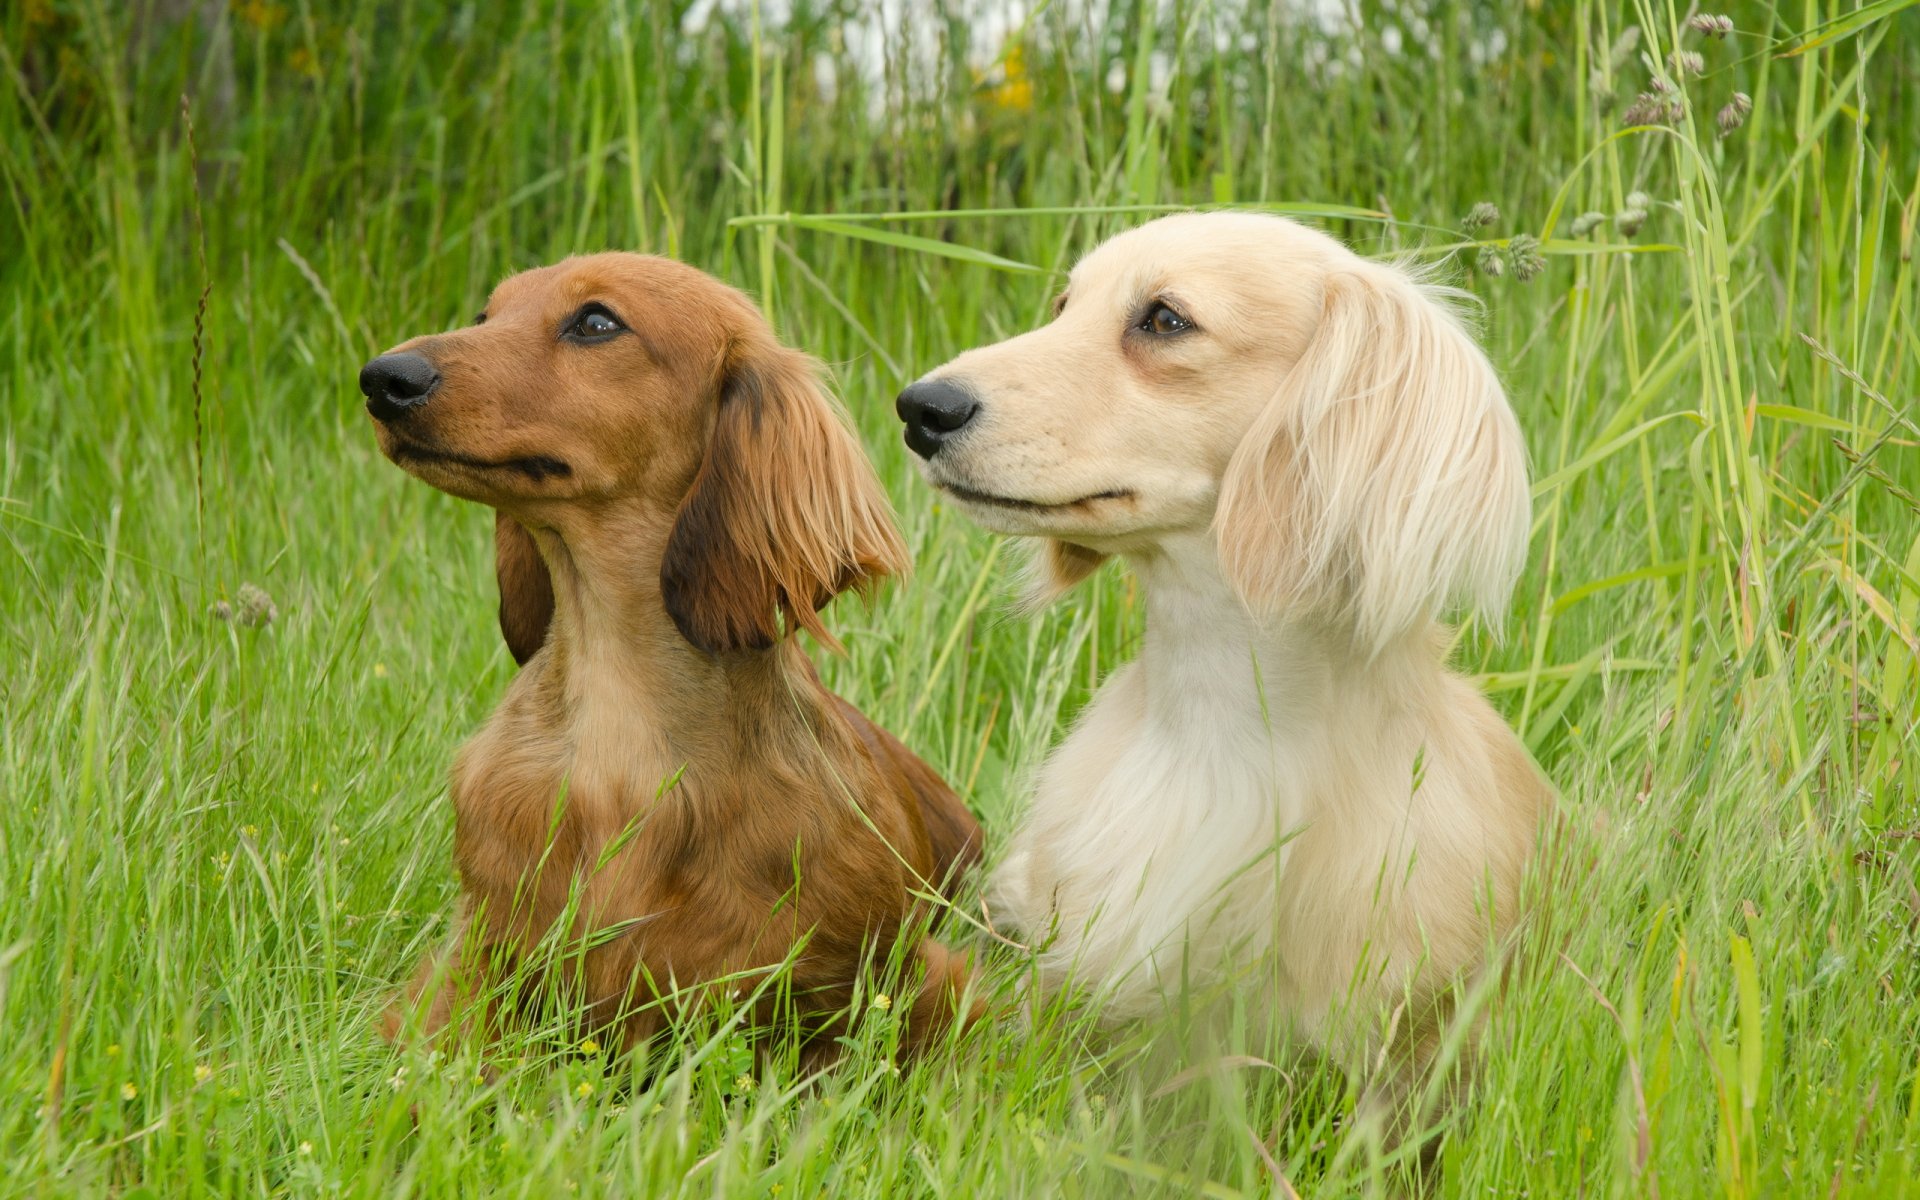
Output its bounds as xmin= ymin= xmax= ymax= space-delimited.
xmin=442 ymin=691 xmax=922 ymax=1045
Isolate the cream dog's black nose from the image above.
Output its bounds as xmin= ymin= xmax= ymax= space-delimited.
xmin=895 ymin=379 xmax=979 ymax=460
xmin=360 ymin=352 xmax=440 ymax=422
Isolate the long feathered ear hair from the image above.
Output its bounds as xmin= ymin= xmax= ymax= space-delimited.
xmin=660 ymin=335 xmax=908 ymax=654
xmin=495 ymin=512 xmax=555 ymax=666
xmin=1018 ymin=538 xmax=1108 ymax=610
xmin=1213 ymin=262 xmax=1531 ymax=655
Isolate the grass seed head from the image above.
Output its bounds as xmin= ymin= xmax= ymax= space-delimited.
xmin=1622 ymin=83 xmax=1685 ymax=125
xmin=1476 ymin=244 xmax=1505 ymax=277
xmin=1615 ymin=193 xmax=1652 ymax=237
xmin=1464 ymin=201 xmax=1500 ymax=231
xmin=1668 ymin=50 xmax=1705 ymax=78
xmin=1688 ymin=13 xmax=1735 ymax=38
xmin=213 ymin=583 xmax=277 ymax=628
xmin=1718 ymin=92 xmax=1753 ymax=137
xmin=1607 ymin=25 xmax=1641 ymax=70
xmin=1571 ymin=211 xmax=1607 ymax=237
xmin=1507 ymin=234 xmax=1547 ymax=282
xmin=235 ymin=583 xmax=277 ymax=627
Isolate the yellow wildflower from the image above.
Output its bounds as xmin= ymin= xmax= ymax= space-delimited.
xmin=233 ymin=1 xmax=286 ymax=33
xmin=977 ymin=43 xmax=1034 ymax=113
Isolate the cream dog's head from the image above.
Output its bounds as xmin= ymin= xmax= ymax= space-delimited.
xmin=895 ymin=211 xmax=1531 ymax=651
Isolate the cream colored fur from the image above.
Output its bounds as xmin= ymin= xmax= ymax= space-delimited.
xmin=907 ymin=212 xmax=1549 ymax=1097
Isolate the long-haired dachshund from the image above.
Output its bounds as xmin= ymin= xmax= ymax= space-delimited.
xmin=896 ymin=212 xmax=1549 ymax=1120
xmin=362 ymin=253 xmax=981 ymax=1061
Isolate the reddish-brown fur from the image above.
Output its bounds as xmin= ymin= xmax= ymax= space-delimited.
xmin=366 ymin=253 xmax=983 ymax=1061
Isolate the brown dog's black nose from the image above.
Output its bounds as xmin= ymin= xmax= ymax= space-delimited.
xmin=360 ymin=352 xmax=440 ymax=422
xmin=895 ymin=378 xmax=979 ymax=460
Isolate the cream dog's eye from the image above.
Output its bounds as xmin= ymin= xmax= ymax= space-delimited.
xmin=1140 ymin=302 xmax=1192 ymax=336
xmin=563 ymin=304 xmax=625 ymax=342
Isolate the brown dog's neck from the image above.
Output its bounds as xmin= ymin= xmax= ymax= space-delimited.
xmin=519 ymin=515 xmax=820 ymax=766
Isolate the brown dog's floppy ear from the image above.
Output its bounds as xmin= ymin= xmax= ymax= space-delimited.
xmin=1214 ymin=263 xmax=1530 ymax=655
xmin=495 ymin=512 xmax=554 ymax=665
xmin=661 ymin=337 xmax=908 ymax=654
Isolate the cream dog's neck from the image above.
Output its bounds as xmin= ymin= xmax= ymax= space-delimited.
xmin=995 ymin=527 xmax=1457 ymax=1029
xmin=1121 ymin=529 xmax=1439 ymax=756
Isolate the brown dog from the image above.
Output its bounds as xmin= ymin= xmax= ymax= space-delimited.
xmin=361 ymin=253 xmax=982 ymax=1062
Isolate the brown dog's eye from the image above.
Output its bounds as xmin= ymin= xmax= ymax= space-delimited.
xmin=474 ymin=312 xmax=487 ymax=325
xmin=1139 ymin=302 xmax=1193 ymax=336
xmin=562 ymin=304 xmax=625 ymax=343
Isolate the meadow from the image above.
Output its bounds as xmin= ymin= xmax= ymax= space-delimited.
xmin=3 ymin=0 xmax=1918 ymax=1195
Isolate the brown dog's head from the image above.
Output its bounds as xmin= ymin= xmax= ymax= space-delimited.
xmin=361 ymin=253 xmax=905 ymax=660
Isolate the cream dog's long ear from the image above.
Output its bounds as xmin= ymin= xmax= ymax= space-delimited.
xmin=1019 ymin=539 xmax=1108 ymax=609
xmin=1214 ymin=264 xmax=1530 ymax=653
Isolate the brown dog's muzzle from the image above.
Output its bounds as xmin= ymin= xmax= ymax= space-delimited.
xmin=360 ymin=351 xmax=441 ymax=424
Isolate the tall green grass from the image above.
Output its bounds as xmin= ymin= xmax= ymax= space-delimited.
xmin=2 ymin=1 xmax=1916 ymax=1194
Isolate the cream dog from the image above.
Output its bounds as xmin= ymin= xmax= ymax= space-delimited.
xmin=895 ymin=212 xmax=1548 ymax=1114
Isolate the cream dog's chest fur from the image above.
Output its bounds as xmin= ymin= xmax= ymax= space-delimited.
xmin=990 ymin=537 xmax=1538 ymax=1055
